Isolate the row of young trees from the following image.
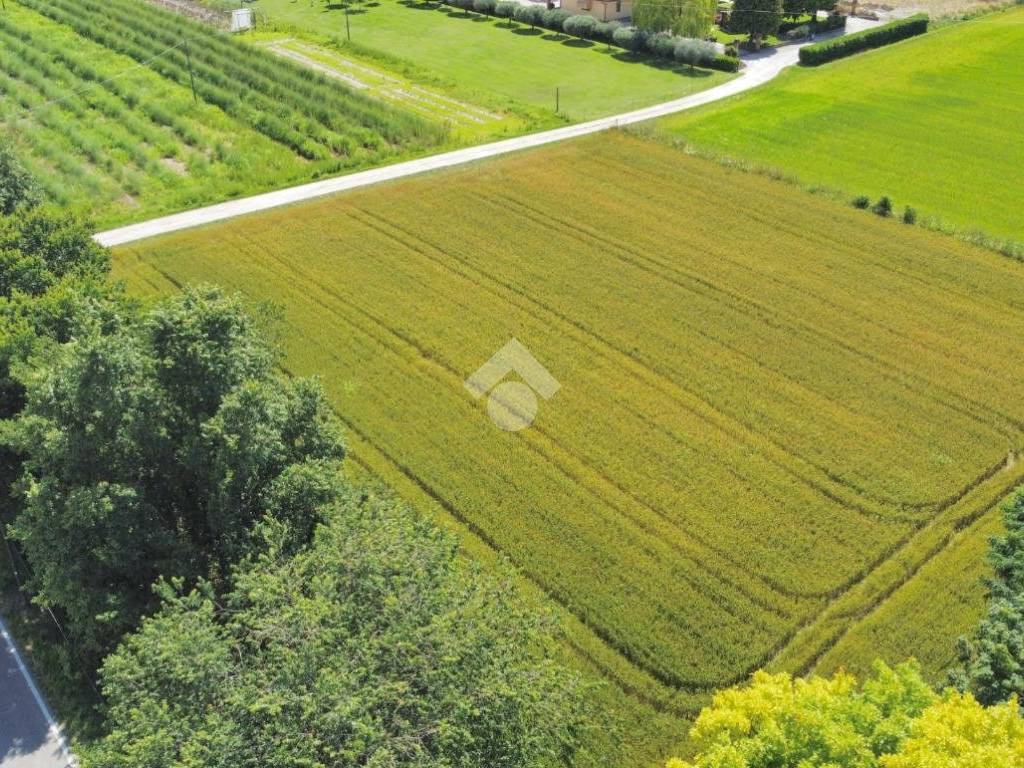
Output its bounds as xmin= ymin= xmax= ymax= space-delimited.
xmin=0 ymin=144 xmax=597 ymax=767
xmin=631 ymin=0 xmax=837 ymax=50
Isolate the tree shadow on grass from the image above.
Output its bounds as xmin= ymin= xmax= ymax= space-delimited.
xmin=540 ymin=32 xmax=567 ymax=41
xmin=608 ymin=49 xmax=715 ymax=77
xmin=512 ymin=26 xmax=544 ymax=35
xmin=398 ymin=0 xmax=443 ymax=8
xmin=562 ymin=38 xmax=596 ymax=48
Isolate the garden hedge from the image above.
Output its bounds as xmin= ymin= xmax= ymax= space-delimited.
xmin=799 ymin=13 xmax=928 ymax=65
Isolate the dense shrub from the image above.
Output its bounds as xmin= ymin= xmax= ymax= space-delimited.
xmin=472 ymin=0 xmax=496 ymax=14
xmin=872 ymin=195 xmax=893 ymax=217
xmin=852 ymin=195 xmax=870 ymax=209
xmin=902 ymin=206 xmax=917 ymax=224
xmin=542 ymin=7 xmax=572 ymax=31
xmin=646 ymin=31 xmax=678 ymax=58
xmin=674 ymin=37 xmax=716 ymax=67
xmin=613 ymin=25 xmax=647 ymax=51
xmin=707 ymin=54 xmax=741 ymax=72
xmin=494 ymin=0 xmax=517 ymax=19
xmin=512 ymin=2 xmax=543 ymax=26
xmin=594 ymin=20 xmax=622 ymax=42
xmin=799 ymin=13 xmax=928 ymax=65
xmin=563 ymin=13 xmax=598 ymax=39
xmin=450 ymin=0 xmax=474 ymax=11
xmin=0 ymin=142 xmax=40 ymax=215
xmin=784 ymin=24 xmax=810 ymax=40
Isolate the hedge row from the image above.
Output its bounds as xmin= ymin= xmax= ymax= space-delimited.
xmin=443 ymin=0 xmax=741 ymax=72
xmin=798 ymin=13 xmax=928 ymax=65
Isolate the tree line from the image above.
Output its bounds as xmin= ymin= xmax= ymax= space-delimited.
xmin=0 ymin=143 xmax=597 ymax=767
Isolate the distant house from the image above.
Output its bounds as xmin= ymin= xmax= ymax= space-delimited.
xmin=561 ymin=0 xmax=632 ymax=21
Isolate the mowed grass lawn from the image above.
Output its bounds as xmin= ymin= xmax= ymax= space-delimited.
xmin=114 ymin=133 xmax=1024 ymax=763
xmin=656 ymin=8 xmax=1024 ymax=242
xmin=251 ymin=0 xmax=732 ymax=120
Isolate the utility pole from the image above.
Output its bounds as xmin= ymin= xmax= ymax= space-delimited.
xmin=183 ymin=36 xmax=198 ymax=104
xmin=346 ymin=9 xmax=351 ymax=41
xmin=555 ymin=86 xmax=559 ymax=113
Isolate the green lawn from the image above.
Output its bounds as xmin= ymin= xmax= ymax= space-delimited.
xmin=655 ymin=8 xmax=1024 ymax=243
xmin=252 ymin=0 xmax=732 ymax=120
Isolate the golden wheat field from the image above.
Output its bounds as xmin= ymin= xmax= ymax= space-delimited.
xmin=113 ymin=132 xmax=1024 ymax=760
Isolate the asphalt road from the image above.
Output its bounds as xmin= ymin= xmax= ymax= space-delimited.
xmin=95 ymin=34 xmax=851 ymax=248
xmin=0 ymin=619 xmax=74 ymax=768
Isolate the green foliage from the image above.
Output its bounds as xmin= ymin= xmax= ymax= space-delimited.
xmin=799 ymin=14 xmax=929 ymax=65
xmin=563 ymin=14 xmax=598 ymax=39
xmin=613 ymin=25 xmax=647 ymax=51
xmin=633 ymin=0 xmax=679 ymax=33
xmin=902 ymin=206 xmax=917 ymax=224
xmin=634 ymin=0 xmax=716 ymax=37
xmin=951 ymin=493 xmax=1024 ymax=705
xmin=542 ymin=8 xmax=573 ymax=32
xmin=495 ymin=0 xmax=517 ymax=19
xmin=881 ymin=693 xmax=1024 ymax=768
xmin=674 ymin=38 xmax=716 ymax=68
xmin=872 ymin=195 xmax=894 ymax=217
xmin=473 ymin=0 xmax=497 ymax=14
xmin=731 ymin=0 xmax=783 ymax=46
xmin=0 ymin=208 xmax=109 ymax=300
xmin=5 ymin=285 xmax=346 ymax=659
xmin=669 ymin=661 xmax=937 ymax=768
xmin=82 ymin=486 xmax=595 ymax=768
xmin=512 ymin=3 xmax=543 ymax=26
xmin=0 ymin=141 xmax=41 ymax=215
xmin=668 ymin=662 xmax=1024 ymax=768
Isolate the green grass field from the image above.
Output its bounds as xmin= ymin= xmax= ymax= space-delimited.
xmin=112 ymin=132 xmax=1024 ymax=764
xmin=250 ymin=0 xmax=732 ymax=120
xmin=655 ymin=8 xmax=1024 ymax=244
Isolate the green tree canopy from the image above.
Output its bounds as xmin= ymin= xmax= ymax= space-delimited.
xmin=881 ymin=692 xmax=1024 ymax=768
xmin=951 ymin=492 xmax=1024 ymax=705
xmin=83 ymin=486 xmax=594 ymax=768
xmin=5 ymin=285 xmax=346 ymax=658
xmin=730 ymin=0 xmax=783 ymax=48
xmin=633 ymin=0 xmax=717 ymax=38
xmin=0 ymin=141 xmax=40 ymax=216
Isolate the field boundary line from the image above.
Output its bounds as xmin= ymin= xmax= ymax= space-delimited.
xmin=94 ymin=46 xmax=808 ymax=247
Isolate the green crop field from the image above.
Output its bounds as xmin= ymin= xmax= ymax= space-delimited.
xmin=655 ymin=7 xmax=1024 ymax=244
xmin=0 ymin=0 xmax=442 ymax=226
xmin=113 ymin=133 xmax=1024 ymax=764
xmin=247 ymin=0 xmax=733 ymax=120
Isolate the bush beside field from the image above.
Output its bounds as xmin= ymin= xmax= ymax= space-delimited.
xmin=799 ymin=13 xmax=929 ymax=65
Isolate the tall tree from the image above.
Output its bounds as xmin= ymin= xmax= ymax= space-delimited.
xmin=83 ymin=487 xmax=596 ymax=768
xmin=730 ymin=0 xmax=783 ymax=49
xmin=950 ymin=492 xmax=1024 ymax=705
xmin=0 ymin=141 xmax=40 ymax=215
xmin=633 ymin=0 xmax=716 ymax=38
xmin=668 ymin=661 xmax=1024 ymax=768
xmin=5 ymin=285 xmax=346 ymax=659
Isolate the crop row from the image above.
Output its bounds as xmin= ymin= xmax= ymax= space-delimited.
xmin=113 ymin=134 xmax=1024 ymax=694
xmin=19 ymin=0 xmax=442 ymax=161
